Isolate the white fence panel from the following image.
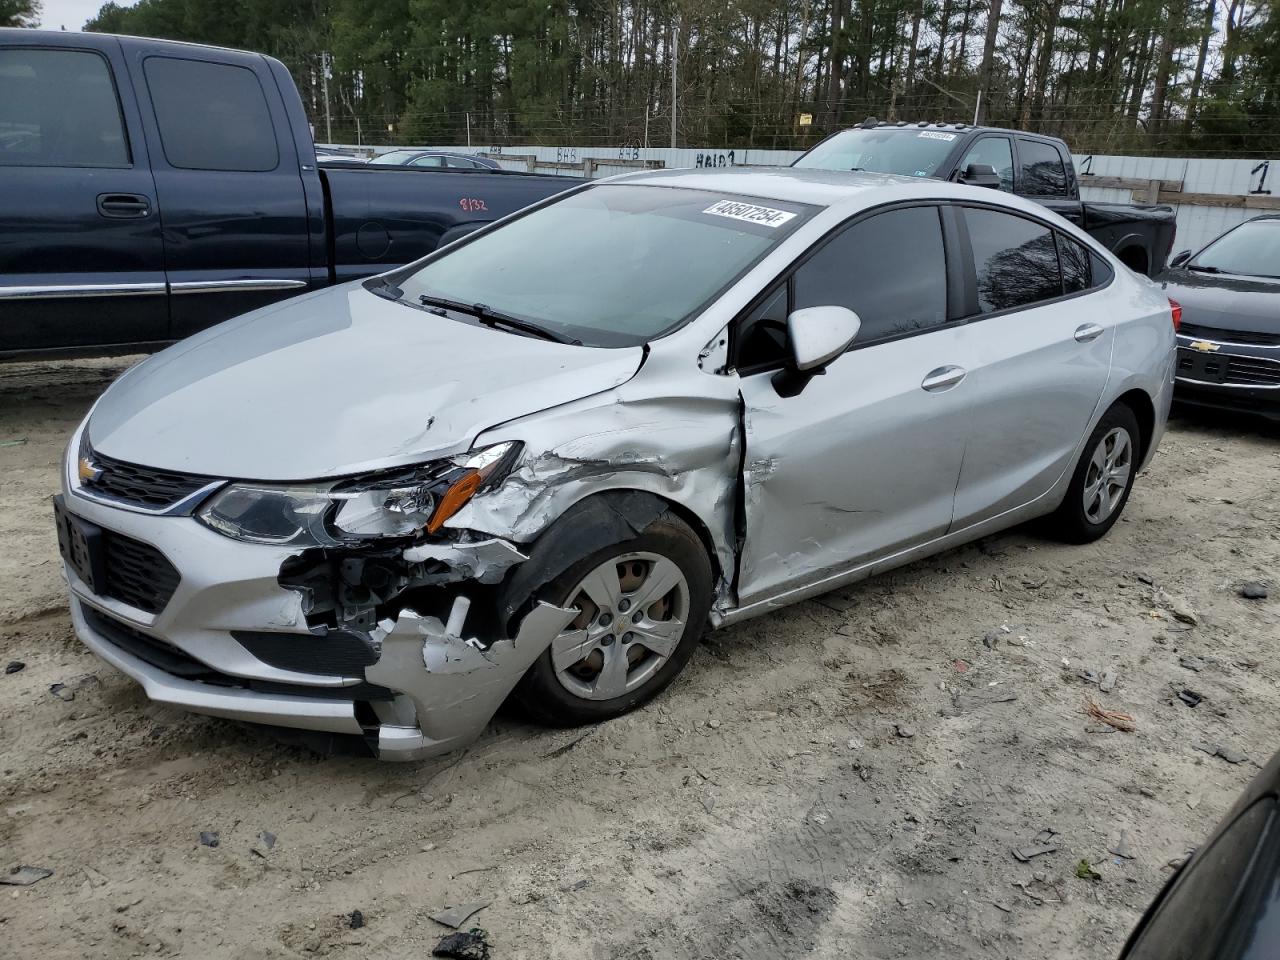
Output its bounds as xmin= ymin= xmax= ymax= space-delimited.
xmin=323 ymin=142 xmax=1279 ymax=256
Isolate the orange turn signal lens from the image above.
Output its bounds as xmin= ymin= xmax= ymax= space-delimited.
xmin=426 ymin=471 xmax=483 ymax=533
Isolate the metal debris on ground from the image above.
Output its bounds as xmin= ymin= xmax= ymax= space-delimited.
xmin=346 ymin=909 xmax=365 ymax=929
xmin=4 ymin=661 xmax=23 ymax=674
xmin=1108 ymin=830 xmax=1135 ymax=860
xmin=1177 ymin=688 xmax=1204 ymax=708
xmin=1013 ymin=827 xmax=1059 ymax=862
xmin=198 ymin=832 xmax=219 ymax=848
xmin=430 ymin=901 xmax=491 ymax=929
xmin=433 ymin=928 xmax=491 ymax=960
xmin=0 ymin=866 xmax=53 ymax=886
xmin=0 ymin=438 xmax=27 ymax=447
xmin=1194 ymin=742 xmax=1248 ymax=765
xmin=1084 ymin=698 xmax=1135 ymax=732
xmin=1239 ymin=582 xmax=1269 ymax=600
xmin=1179 ymin=656 xmax=1205 ymax=672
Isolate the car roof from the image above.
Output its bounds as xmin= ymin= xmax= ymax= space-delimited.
xmin=609 ymin=166 xmax=995 ymax=209
xmin=820 ymin=119 xmax=1061 ymax=141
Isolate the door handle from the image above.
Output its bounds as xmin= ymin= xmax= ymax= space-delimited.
xmin=921 ymin=365 xmax=967 ymax=392
xmin=1074 ymin=322 xmax=1105 ymax=342
xmin=97 ymin=193 xmax=151 ymax=219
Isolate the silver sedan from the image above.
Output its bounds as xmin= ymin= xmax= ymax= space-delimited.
xmin=56 ymin=169 xmax=1176 ymax=759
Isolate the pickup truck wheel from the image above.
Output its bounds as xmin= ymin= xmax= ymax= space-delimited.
xmin=511 ymin=513 xmax=712 ymax=727
xmin=1045 ymin=403 xmax=1141 ymax=544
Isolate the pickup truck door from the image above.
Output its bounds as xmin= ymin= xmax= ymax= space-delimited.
xmin=1015 ymin=137 xmax=1085 ymax=226
xmin=123 ymin=44 xmax=312 ymax=340
xmin=948 ymin=204 xmax=1113 ymax=529
xmin=0 ymin=36 xmax=168 ymax=354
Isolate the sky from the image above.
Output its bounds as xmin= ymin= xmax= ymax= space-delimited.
xmin=36 ymin=0 xmax=137 ymax=31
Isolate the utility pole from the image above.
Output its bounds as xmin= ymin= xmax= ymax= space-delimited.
xmin=644 ymin=103 xmax=650 ymax=150
xmin=671 ymin=21 xmax=679 ymax=149
xmin=320 ymin=52 xmax=333 ymax=145
xmin=466 ymin=112 xmax=472 ymax=147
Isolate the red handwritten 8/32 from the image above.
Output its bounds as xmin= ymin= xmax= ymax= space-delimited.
xmin=459 ymin=198 xmax=488 ymax=212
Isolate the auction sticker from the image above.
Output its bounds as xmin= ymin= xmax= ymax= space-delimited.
xmin=918 ymin=131 xmax=957 ymax=141
xmin=703 ymin=199 xmax=797 ymax=228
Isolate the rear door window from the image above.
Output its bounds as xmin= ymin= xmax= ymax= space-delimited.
xmin=144 ymin=57 xmax=278 ymax=172
xmin=1018 ymin=139 xmax=1068 ymax=197
xmin=793 ymin=205 xmax=949 ymax=342
xmin=959 ymin=137 xmax=1014 ymax=191
xmin=0 ymin=47 xmax=129 ymax=167
xmin=964 ymin=207 xmax=1062 ymax=312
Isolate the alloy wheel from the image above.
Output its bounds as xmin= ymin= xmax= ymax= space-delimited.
xmin=1082 ymin=426 xmax=1133 ymax=524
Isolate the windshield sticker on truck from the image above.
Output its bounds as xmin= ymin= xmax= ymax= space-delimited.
xmin=703 ymin=200 xmax=797 ymax=228
xmin=918 ymin=131 xmax=958 ymax=141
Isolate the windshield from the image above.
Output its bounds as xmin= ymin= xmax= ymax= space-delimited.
xmin=393 ymin=184 xmax=814 ymax=347
xmin=794 ymin=128 xmax=959 ymax=178
xmin=369 ymin=150 xmax=418 ymax=165
xmin=1189 ymin=220 xmax=1280 ymax=278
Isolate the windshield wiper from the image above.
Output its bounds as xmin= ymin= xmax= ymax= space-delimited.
xmin=1187 ymin=264 xmax=1221 ymax=274
xmin=416 ymin=294 xmax=580 ymax=345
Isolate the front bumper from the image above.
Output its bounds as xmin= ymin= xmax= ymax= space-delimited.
xmin=1174 ymin=337 xmax=1280 ymax=419
xmin=59 ymin=468 xmax=567 ymax=761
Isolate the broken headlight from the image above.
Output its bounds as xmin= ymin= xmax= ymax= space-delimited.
xmin=196 ymin=442 xmax=522 ymax=546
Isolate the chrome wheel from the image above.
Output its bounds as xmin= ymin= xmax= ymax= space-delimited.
xmin=551 ymin=552 xmax=690 ymax=701
xmin=1082 ymin=426 xmax=1133 ymax=524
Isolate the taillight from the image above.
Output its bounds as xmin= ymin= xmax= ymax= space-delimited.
xmin=1169 ymin=298 xmax=1182 ymax=331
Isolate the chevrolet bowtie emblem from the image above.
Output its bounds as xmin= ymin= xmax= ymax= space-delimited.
xmin=77 ymin=456 xmax=103 ymax=484
xmin=1187 ymin=340 xmax=1220 ymax=353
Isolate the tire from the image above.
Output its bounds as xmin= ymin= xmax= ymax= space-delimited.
xmin=1045 ymin=403 xmax=1142 ymax=544
xmin=511 ymin=511 xmax=713 ymax=727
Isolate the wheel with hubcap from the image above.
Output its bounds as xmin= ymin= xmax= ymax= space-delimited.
xmin=1046 ymin=403 xmax=1142 ymax=543
xmin=512 ymin=513 xmax=712 ymax=726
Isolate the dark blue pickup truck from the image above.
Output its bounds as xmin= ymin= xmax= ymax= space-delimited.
xmin=0 ymin=30 xmax=573 ymax=357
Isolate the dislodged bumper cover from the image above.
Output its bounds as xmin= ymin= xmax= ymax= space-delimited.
xmin=365 ymin=600 xmax=578 ymax=761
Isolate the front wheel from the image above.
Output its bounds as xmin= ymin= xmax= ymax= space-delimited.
xmin=511 ymin=513 xmax=713 ymax=726
xmin=1045 ymin=403 xmax=1141 ymax=543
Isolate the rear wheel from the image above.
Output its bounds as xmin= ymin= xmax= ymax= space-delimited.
xmin=511 ymin=513 xmax=713 ymax=726
xmin=1045 ymin=403 xmax=1141 ymax=543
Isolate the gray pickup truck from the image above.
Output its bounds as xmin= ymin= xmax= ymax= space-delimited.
xmin=795 ymin=120 xmax=1177 ymax=277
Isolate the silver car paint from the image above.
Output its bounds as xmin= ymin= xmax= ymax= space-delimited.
xmin=60 ymin=169 xmax=1174 ymax=760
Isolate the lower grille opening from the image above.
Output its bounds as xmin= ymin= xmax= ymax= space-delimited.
xmin=81 ymin=605 xmax=395 ymax=701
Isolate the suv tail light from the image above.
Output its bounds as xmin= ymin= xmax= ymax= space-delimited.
xmin=1169 ymin=298 xmax=1183 ymax=331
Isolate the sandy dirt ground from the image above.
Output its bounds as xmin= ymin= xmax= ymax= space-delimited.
xmin=1 ymin=357 xmax=1278 ymax=960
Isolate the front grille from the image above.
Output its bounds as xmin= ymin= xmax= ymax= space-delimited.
xmin=83 ymin=606 xmax=394 ymax=701
xmin=84 ymin=450 xmax=217 ymax=511
xmin=232 ymin=630 xmax=379 ymax=675
xmin=1226 ymin=356 xmax=1280 ymax=386
xmin=1180 ymin=323 xmax=1280 ymax=347
xmin=101 ymin=532 xmax=181 ymax=614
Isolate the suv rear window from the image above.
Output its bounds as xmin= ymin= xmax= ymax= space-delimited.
xmin=144 ymin=57 xmax=278 ymax=172
xmin=0 ymin=48 xmax=129 ymax=168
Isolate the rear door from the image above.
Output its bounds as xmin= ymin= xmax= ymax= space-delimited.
xmin=1016 ymin=137 xmax=1083 ymax=224
xmin=948 ymin=205 xmax=1114 ymax=529
xmin=736 ymin=204 xmax=973 ymax=605
xmin=123 ymin=44 xmax=312 ymax=339
xmin=0 ymin=36 xmax=167 ymax=353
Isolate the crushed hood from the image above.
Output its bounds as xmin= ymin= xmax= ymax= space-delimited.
xmin=89 ymin=283 xmax=644 ymax=480
xmin=1162 ymin=269 xmax=1280 ymax=336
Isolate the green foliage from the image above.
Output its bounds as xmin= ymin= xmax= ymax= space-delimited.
xmin=1 ymin=0 xmax=40 ymax=28
xmin=80 ymin=0 xmax=1280 ymax=155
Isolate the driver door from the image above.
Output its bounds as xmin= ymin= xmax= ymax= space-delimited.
xmin=736 ymin=205 xmax=974 ymax=606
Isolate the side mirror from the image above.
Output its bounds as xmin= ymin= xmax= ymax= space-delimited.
xmin=959 ymin=162 xmax=1002 ymax=189
xmin=1169 ymin=249 xmax=1192 ymax=268
xmin=773 ymin=306 xmax=861 ymax=397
